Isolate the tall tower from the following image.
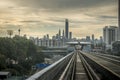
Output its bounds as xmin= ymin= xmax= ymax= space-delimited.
xmin=65 ymin=19 xmax=69 ymax=39
xmin=69 ymin=32 xmax=72 ymax=39
xmin=92 ymin=34 xmax=94 ymax=45
xmin=92 ymin=34 xmax=94 ymax=41
xmin=62 ymin=30 xmax=65 ymax=37
xmin=58 ymin=29 xmax=61 ymax=37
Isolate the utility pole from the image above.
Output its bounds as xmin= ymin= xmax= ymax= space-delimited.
xmin=118 ymin=0 xmax=120 ymax=29
xmin=118 ymin=0 xmax=120 ymax=40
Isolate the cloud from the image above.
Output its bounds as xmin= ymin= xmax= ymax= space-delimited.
xmin=99 ymin=15 xmax=117 ymax=19
xmin=12 ymin=0 xmax=117 ymax=11
xmin=0 ymin=0 xmax=118 ymax=38
xmin=20 ymin=20 xmax=41 ymax=23
xmin=46 ymin=17 xmax=65 ymax=23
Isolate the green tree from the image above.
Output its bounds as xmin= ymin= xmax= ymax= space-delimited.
xmin=0 ymin=36 xmax=45 ymax=75
xmin=112 ymin=41 xmax=120 ymax=55
xmin=0 ymin=54 xmax=6 ymax=70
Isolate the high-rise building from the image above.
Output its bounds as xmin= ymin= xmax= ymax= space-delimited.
xmin=43 ymin=35 xmax=47 ymax=40
xmin=65 ymin=19 xmax=69 ymax=39
xmin=56 ymin=34 xmax=59 ymax=39
xmin=62 ymin=30 xmax=65 ymax=37
xmin=100 ymin=36 xmax=103 ymax=44
xmin=103 ymin=26 xmax=119 ymax=49
xmin=69 ymin=32 xmax=72 ymax=39
xmin=58 ymin=29 xmax=61 ymax=37
xmin=92 ymin=34 xmax=94 ymax=41
xmin=86 ymin=36 xmax=90 ymax=42
xmin=58 ymin=29 xmax=61 ymax=39
xmin=47 ymin=34 xmax=49 ymax=39
xmin=91 ymin=34 xmax=95 ymax=46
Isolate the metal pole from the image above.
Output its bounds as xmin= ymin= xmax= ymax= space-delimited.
xmin=118 ymin=0 xmax=120 ymax=40
xmin=118 ymin=0 xmax=120 ymax=29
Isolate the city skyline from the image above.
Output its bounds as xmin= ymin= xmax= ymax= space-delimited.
xmin=0 ymin=0 xmax=118 ymax=38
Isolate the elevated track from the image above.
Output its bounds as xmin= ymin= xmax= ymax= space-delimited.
xmin=26 ymin=51 xmax=120 ymax=80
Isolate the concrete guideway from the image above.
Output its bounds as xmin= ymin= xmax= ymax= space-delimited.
xmin=75 ymin=52 xmax=89 ymax=80
xmin=81 ymin=51 xmax=120 ymax=80
xmin=26 ymin=50 xmax=120 ymax=80
xmin=82 ymin=52 xmax=120 ymax=76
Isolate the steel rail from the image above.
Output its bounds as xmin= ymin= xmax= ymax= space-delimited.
xmin=58 ymin=52 xmax=76 ymax=80
xmin=79 ymin=52 xmax=100 ymax=80
xmin=81 ymin=51 xmax=120 ymax=80
xmin=96 ymin=53 xmax=120 ymax=61
xmin=26 ymin=52 xmax=74 ymax=80
xmin=90 ymin=53 xmax=120 ymax=66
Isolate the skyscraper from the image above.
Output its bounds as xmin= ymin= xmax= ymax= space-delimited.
xmin=46 ymin=34 xmax=49 ymax=39
xmin=92 ymin=34 xmax=94 ymax=42
xmin=91 ymin=34 xmax=95 ymax=45
xmin=69 ymin=32 xmax=72 ymax=39
xmin=65 ymin=19 xmax=69 ymax=39
xmin=58 ymin=29 xmax=61 ymax=37
xmin=103 ymin=26 xmax=118 ymax=49
xmin=58 ymin=29 xmax=61 ymax=39
xmin=86 ymin=36 xmax=91 ymax=42
xmin=62 ymin=30 xmax=65 ymax=37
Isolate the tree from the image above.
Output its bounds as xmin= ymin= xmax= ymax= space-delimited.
xmin=0 ymin=36 xmax=45 ymax=75
xmin=0 ymin=54 xmax=6 ymax=70
xmin=7 ymin=30 xmax=13 ymax=38
xmin=112 ymin=41 xmax=120 ymax=55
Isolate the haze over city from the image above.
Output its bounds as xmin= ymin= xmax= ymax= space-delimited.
xmin=0 ymin=0 xmax=118 ymax=38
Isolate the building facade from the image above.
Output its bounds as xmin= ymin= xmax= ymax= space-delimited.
xmin=65 ymin=19 xmax=69 ymax=39
xmin=103 ymin=26 xmax=119 ymax=49
xmin=69 ymin=32 xmax=72 ymax=39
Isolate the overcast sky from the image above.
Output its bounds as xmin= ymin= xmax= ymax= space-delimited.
xmin=0 ymin=0 xmax=118 ymax=38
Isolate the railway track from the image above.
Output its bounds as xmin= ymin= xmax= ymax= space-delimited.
xmin=94 ymin=53 xmax=120 ymax=61
xmin=58 ymin=51 xmax=101 ymax=80
xmin=26 ymin=51 xmax=120 ymax=80
xmin=80 ymin=51 xmax=120 ymax=80
xmin=89 ymin=52 xmax=120 ymax=66
xmin=53 ymin=51 xmax=120 ymax=80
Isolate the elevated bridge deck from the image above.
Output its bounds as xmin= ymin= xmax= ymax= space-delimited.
xmin=26 ymin=51 xmax=120 ymax=80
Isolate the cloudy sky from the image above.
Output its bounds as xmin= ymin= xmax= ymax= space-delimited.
xmin=0 ymin=0 xmax=118 ymax=38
